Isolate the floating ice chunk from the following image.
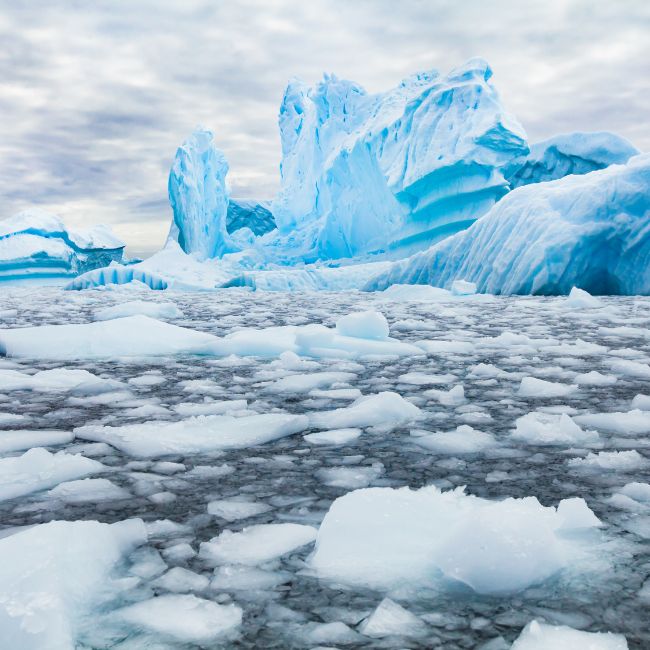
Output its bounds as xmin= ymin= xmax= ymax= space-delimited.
xmin=128 ymin=373 xmax=167 ymax=387
xmin=309 ymin=392 xmax=421 ymax=430
xmin=304 ymin=428 xmax=362 ymax=446
xmin=359 ymin=598 xmax=429 ymax=638
xmin=565 ymin=287 xmax=603 ymax=309
xmin=310 ymin=485 xmax=600 ymax=594
xmin=267 ymin=371 xmax=356 ymax=394
xmin=299 ymin=621 xmax=362 ymax=646
xmin=573 ymin=410 xmax=650 ymax=435
xmin=398 ymin=372 xmax=456 ymax=385
xmin=173 ymin=399 xmax=248 ymax=416
xmin=511 ymin=412 xmax=599 ymax=446
xmin=518 ymin=377 xmax=578 ymax=398
xmin=413 ymin=425 xmax=496 ymax=454
xmin=424 ymin=384 xmax=466 ymax=405
xmin=0 ymin=413 xmax=27 ymax=426
xmin=631 ymin=394 xmax=650 ymax=410
xmin=0 ymin=315 xmax=217 ymax=359
xmin=75 ymin=413 xmax=309 ymax=458
xmin=94 ymin=300 xmax=184 ymax=321
xmin=451 ymin=280 xmax=477 ymax=296
xmin=151 ymin=567 xmax=210 ymax=593
xmin=574 ymin=371 xmax=617 ymax=386
xmin=0 ymin=429 xmax=73 ymax=453
xmin=0 ymin=518 xmax=146 ymax=650
xmin=511 ymin=619 xmax=628 ymax=649
xmin=0 ymin=367 xmax=121 ymax=393
xmin=467 ymin=363 xmax=510 ymax=379
xmin=46 ymin=478 xmax=130 ymax=503
xmin=199 ymin=523 xmax=317 ymax=566
xmin=0 ymin=448 xmax=104 ymax=502
xmin=556 ymin=497 xmax=602 ymax=529
xmin=117 ymin=594 xmax=242 ymax=644
xmin=617 ymin=482 xmax=650 ymax=503
xmin=317 ymin=463 xmax=384 ymax=489
xmin=211 ymin=565 xmax=292 ymax=591
xmin=568 ymin=450 xmax=648 ymax=471
xmin=607 ymin=359 xmax=650 ymax=379
xmin=417 ymin=339 xmax=476 ymax=355
xmin=335 ymin=311 xmax=389 ymax=340
xmin=207 ymin=499 xmax=272 ymax=522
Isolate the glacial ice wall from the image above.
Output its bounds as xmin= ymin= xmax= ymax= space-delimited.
xmin=505 ymin=131 xmax=639 ymax=188
xmin=0 ymin=209 xmax=124 ymax=282
xmin=366 ymin=153 xmax=650 ymax=295
xmin=270 ymin=58 xmax=529 ymax=261
xmin=168 ymin=129 xmax=235 ymax=260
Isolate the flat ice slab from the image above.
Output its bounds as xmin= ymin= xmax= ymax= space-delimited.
xmin=512 ymin=619 xmax=628 ymax=649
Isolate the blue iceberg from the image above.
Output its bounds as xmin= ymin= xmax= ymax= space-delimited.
xmin=168 ymin=128 xmax=236 ymax=260
xmin=227 ymin=199 xmax=276 ymax=237
xmin=504 ymin=131 xmax=639 ymax=189
xmin=270 ymin=58 xmax=528 ymax=261
xmin=0 ymin=209 xmax=124 ymax=283
xmin=366 ymin=153 xmax=650 ymax=296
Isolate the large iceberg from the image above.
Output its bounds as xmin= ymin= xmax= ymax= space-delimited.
xmin=168 ymin=128 xmax=236 ymax=260
xmin=227 ymin=199 xmax=276 ymax=237
xmin=0 ymin=209 xmax=124 ymax=282
xmin=504 ymin=131 xmax=639 ymax=188
xmin=367 ymin=153 xmax=650 ymax=295
xmin=270 ymin=58 xmax=528 ymax=261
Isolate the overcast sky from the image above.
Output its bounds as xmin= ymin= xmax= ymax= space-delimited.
xmin=1 ymin=0 xmax=648 ymax=256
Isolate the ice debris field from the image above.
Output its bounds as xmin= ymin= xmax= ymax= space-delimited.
xmin=0 ymin=55 xmax=649 ymax=649
xmin=0 ymin=285 xmax=648 ymax=649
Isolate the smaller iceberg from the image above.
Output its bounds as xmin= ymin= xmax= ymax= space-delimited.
xmin=0 ymin=209 xmax=124 ymax=283
xmin=505 ymin=131 xmax=639 ymax=188
xmin=168 ymin=128 xmax=236 ymax=260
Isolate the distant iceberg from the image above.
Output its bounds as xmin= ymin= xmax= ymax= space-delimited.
xmin=504 ymin=131 xmax=639 ymax=188
xmin=0 ymin=209 xmax=124 ymax=283
xmin=367 ymin=153 xmax=650 ymax=295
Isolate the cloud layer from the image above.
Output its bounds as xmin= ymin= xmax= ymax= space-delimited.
xmin=1 ymin=0 xmax=648 ymax=255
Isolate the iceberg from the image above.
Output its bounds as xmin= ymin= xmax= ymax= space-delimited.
xmin=168 ymin=128 xmax=236 ymax=260
xmin=367 ymin=153 xmax=650 ymax=295
xmin=0 ymin=209 xmax=124 ymax=283
xmin=227 ymin=198 xmax=276 ymax=236
xmin=271 ymin=58 xmax=528 ymax=261
xmin=504 ymin=131 xmax=639 ymax=188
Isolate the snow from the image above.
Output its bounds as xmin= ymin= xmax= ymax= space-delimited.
xmin=309 ymin=392 xmax=422 ymax=429
xmin=310 ymin=485 xmax=601 ymax=594
xmin=75 ymin=412 xmax=309 ymax=458
xmin=94 ymin=300 xmax=184 ymax=321
xmin=504 ymin=131 xmax=639 ymax=189
xmin=0 ymin=208 xmax=124 ymax=283
xmin=368 ymin=153 xmax=650 ymax=296
xmin=199 ymin=523 xmax=317 ymax=565
xmin=0 ymin=448 xmax=104 ymax=502
xmin=0 ymin=518 xmax=146 ymax=649
xmin=117 ymin=594 xmax=242 ymax=643
xmin=511 ymin=619 xmax=628 ymax=649
xmin=168 ymin=128 xmax=236 ymax=260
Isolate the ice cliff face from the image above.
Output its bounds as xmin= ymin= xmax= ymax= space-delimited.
xmin=366 ymin=153 xmax=650 ymax=295
xmin=504 ymin=131 xmax=639 ymax=188
xmin=168 ymin=129 xmax=235 ymax=260
xmin=0 ymin=209 xmax=124 ymax=282
xmin=226 ymin=199 xmax=276 ymax=236
xmin=271 ymin=58 xmax=529 ymax=261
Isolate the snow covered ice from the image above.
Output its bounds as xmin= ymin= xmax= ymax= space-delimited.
xmin=0 ymin=286 xmax=648 ymax=648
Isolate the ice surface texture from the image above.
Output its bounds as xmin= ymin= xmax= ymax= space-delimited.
xmin=0 ymin=208 xmax=124 ymax=282
xmin=271 ymin=57 xmax=527 ymax=261
xmin=368 ymin=153 xmax=650 ymax=295
xmin=504 ymin=131 xmax=639 ymax=189
xmin=168 ymin=128 xmax=235 ymax=260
